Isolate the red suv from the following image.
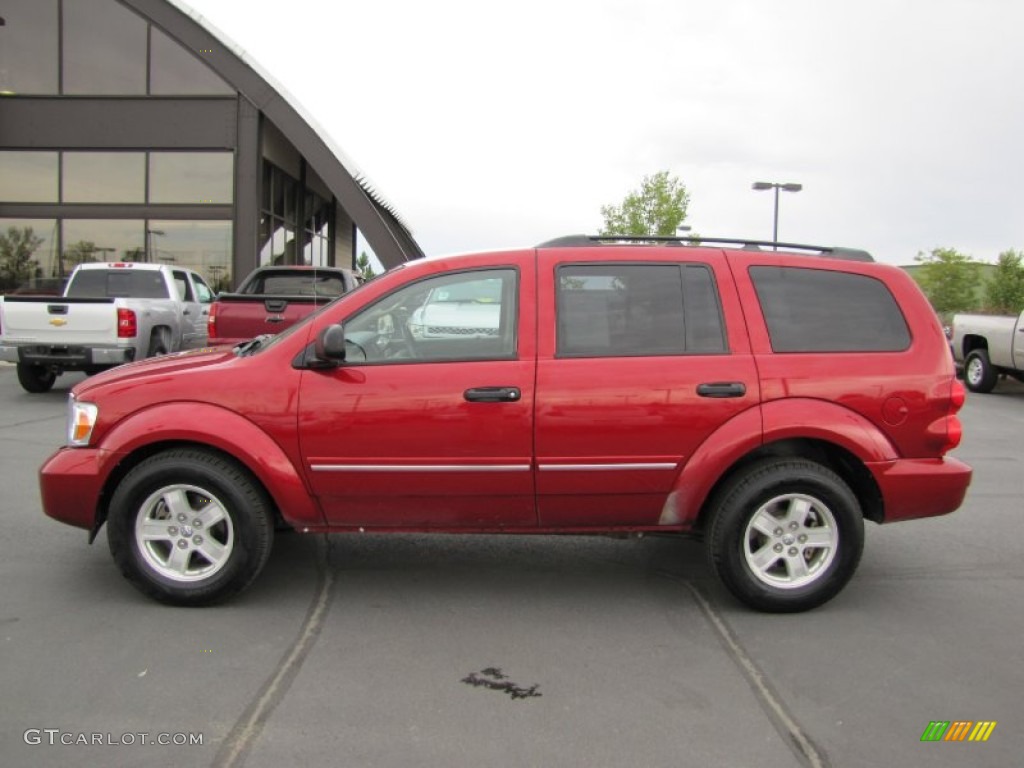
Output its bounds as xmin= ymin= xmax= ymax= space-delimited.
xmin=39 ymin=236 xmax=971 ymax=611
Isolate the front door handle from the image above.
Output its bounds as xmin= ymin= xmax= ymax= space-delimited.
xmin=696 ymin=382 xmax=747 ymax=398
xmin=464 ymin=387 xmax=521 ymax=403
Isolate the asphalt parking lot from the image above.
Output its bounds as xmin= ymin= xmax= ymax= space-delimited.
xmin=1 ymin=364 xmax=1021 ymax=768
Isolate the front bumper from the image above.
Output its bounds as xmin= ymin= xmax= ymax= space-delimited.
xmin=39 ymin=447 xmax=114 ymax=532
xmin=870 ymin=456 xmax=973 ymax=523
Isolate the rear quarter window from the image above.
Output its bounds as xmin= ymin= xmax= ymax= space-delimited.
xmin=750 ymin=266 xmax=910 ymax=352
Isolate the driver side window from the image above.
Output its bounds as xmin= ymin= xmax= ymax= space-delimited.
xmin=344 ymin=268 xmax=518 ymax=364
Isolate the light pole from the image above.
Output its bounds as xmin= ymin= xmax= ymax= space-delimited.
xmin=752 ymin=181 xmax=802 ymax=249
xmin=146 ymin=228 xmax=165 ymax=263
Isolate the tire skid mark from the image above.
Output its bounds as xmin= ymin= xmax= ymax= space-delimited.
xmin=213 ymin=535 xmax=334 ymax=768
xmin=667 ymin=575 xmax=829 ymax=768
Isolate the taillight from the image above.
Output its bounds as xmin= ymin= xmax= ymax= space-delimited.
xmin=950 ymin=378 xmax=966 ymax=411
xmin=117 ymin=308 xmax=137 ymax=338
xmin=939 ymin=378 xmax=966 ymax=454
xmin=207 ymin=301 xmax=217 ymax=339
xmin=944 ymin=417 xmax=963 ymax=453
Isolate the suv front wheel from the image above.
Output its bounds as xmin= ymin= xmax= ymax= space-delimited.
xmin=707 ymin=458 xmax=864 ymax=612
xmin=107 ymin=448 xmax=274 ymax=606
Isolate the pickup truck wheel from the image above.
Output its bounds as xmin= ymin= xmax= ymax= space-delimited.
xmin=147 ymin=332 xmax=169 ymax=357
xmin=16 ymin=363 xmax=57 ymax=393
xmin=707 ymin=459 xmax=864 ymax=613
xmin=107 ymin=449 xmax=274 ymax=606
xmin=964 ymin=349 xmax=998 ymax=393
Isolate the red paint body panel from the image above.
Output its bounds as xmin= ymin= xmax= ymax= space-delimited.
xmin=37 ymin=244 xmax=972 ymax=541
xmin=867 ymin=457 xmax=973 ymax=522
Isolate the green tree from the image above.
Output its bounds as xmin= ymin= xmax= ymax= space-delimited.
xmin=984 ymin=249 xmax=1024 ymax=315
xmin=0 ymin=226 xmax=44 ymax=291
xmin=63 ymin=240 xmax=101 ymax=268
xmin=600 ymin=171 xmax=690 ymax=237
xmin=913 ymin=247 xmax=979 ymax=315
xmin=356 ymin=251 xmax=377 ymax=281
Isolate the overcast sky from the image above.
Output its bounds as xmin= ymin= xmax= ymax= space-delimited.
xmin=184 ymin=0 xmax=1023 ymax=266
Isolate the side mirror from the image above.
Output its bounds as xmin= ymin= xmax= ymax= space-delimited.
xmin=312 ymin=324 xmax=347 ymax=366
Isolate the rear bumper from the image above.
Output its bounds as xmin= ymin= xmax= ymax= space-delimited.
xmin=870 ymin=456 xmax=973 ymax=523
xmin=39 ymin=447 xmax=113 ymax=531
xmin=2 ymin=343 xmax=134 ymax=367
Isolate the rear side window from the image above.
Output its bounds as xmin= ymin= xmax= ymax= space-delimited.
xmin=66 ymin=269 xmax=170 ymax=299
xmin=556 ymin=263 xmax=726 ymax=357
xmin=750 ymin=266 xmax=910 ymax=352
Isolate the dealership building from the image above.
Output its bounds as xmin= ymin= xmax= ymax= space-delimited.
xmin=0 ymin=0 xmax=423 ymax=293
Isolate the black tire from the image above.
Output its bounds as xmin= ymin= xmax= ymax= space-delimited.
xmin=16 ymin=363 xmax=57 ymax=393
xmin=707 ymin=458 xmax=864 ymax=613
xmin=107 ymin=448 xmax=274 ymax=606
xmin=964 ymin=349 xmax=997 ymax=393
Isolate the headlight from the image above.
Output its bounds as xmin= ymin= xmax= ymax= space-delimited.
xmin=68 ymin=396 xmax=99 ymax=447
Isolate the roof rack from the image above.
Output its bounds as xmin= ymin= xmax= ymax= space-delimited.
xmin=536 ymin=234 xmax=874 ymax=262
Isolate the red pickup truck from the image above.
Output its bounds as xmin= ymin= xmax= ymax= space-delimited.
xmin=39 ymin=236 xmax=971 ymax=611
xmin=207 ymin=265 xmax=359 ymax=346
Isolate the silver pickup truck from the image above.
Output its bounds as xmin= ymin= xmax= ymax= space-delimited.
xmin=951 ymin=309 xmax=1024 ymax=392
xmin=0 ymin=262 xmax=213 ymax=393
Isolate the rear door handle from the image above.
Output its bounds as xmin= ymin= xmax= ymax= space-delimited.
xmin=464 ymin=387 xmax=521 ymax=403
xmin=696 ymin=382 xmax=747 ymax=398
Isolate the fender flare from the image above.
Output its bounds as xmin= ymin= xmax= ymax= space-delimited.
xmin=662 ymin=399 xmax=898 ymax=526
xmin=96 ymin=402 xmax=322 ymax=528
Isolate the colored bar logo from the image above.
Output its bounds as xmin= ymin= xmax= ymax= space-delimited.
xmin=921 ymin=721 xmax=997 ymax=742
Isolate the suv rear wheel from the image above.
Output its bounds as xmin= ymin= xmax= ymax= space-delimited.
xmin=708 ymin=458 xmax=864 ymax=612
xmin=107 ymin=449 xmax=274 ymax=606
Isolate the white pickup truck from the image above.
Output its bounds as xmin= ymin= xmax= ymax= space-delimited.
xmin=951 ymin=309 xmax=1024 ymax=393
xmin=0 ymin=262 xmax=213 ymax=393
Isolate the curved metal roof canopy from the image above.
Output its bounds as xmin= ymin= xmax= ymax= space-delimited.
xmin=123 ymin=0 xmax=424 ymax=268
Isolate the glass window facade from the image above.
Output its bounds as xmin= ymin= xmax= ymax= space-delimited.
xmin=63 ymin=0 xmax=148 ymax=95
xmin=0 ymin=218 xmax=59 ymax=293
xmin=302 ymin=190 xmax=332 ymax=267
xmin=62 ymin=220 xmax=145 ymax=270
xmin=63 ymin=152 xmax=146 ymax=203
xmin=149 ymin=26 xmax=233 ymax=96
xmin=148 ymin=220 xmax=233 ymax=291
xmin=0 ymin=0 xmax=359 ymax=296
xmin=1 ymin=0 xmax=235 ymax=97
xmin=0 ymin=0 xmax=59 ymax=94
xmin=150 ymin=152 xmax=234 ymax=204
xmin=0 ymin=151 xmax=231 ymax=204
xmin=0 ymin=152 xmax=59 ymax=202
xmin=259 ymin=160 xmax=333 ymax=267
xmin=260 ymin=162 xmax=297 ymax=266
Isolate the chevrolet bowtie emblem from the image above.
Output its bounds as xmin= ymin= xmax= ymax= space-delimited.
xmin=49 ymin=318 xmax=68 ymax=326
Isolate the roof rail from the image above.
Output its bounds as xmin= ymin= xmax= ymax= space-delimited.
xmin=535 ymin=234 xmax=874 ymax=262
